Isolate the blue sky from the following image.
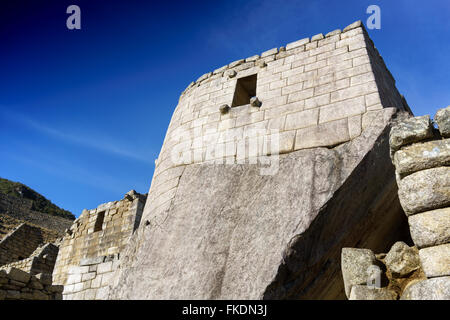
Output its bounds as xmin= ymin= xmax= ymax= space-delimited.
xmin=1 ymin=0 xmax=449 ymax=217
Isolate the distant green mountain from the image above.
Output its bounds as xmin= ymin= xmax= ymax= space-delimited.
xmin=0 ymin=177 xmax=75 ymax=220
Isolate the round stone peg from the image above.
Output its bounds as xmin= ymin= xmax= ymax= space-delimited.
xmin=225 ymin=70 xmax=237 ymax=78
xmin=250 ymin=96 xmax=262 ymax=108
xmin=219 ymin=104 xmax=230 ymax=114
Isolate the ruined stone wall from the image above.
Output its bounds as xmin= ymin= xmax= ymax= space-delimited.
xmin=0 ymin=243 xmax=59 ymax=276
xmin=0 ymin=223 xmax=44 ymax=266
xmin=0 ymin=193 xmax=73 ymax=235
xmin=0 ymin=267 xmax=63 ymax=300
xmin=52 ymin=191 xmax=146 ymax=290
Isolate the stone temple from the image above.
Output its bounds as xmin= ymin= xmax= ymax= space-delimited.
xmin=3 ymin=20 xmax=448 ymax=300
xmin=107 ymin=20 xmax=414 ymax=299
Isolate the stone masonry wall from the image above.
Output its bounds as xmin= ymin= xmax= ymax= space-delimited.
xmin=0 ymin=193 xmax=73 ymax=235
xmin=141 ymin=20 xmax=408 ymax=237
xmin=0 ymin=267 xmax=63 ymax=300
xmin=62 ymin=254 xmax=119 ymax=300
xmin=390 ymin=106 xmax=450 ymax=299
xmin=52 ymin=190 xmax=146 ymax=291
xmin=0 ymin=223 xmax=44 ymax=266
xmin=0 ymin=243 xmax=59 ymax=276
xmin=340 ymin=106 xmax=450 ymax=300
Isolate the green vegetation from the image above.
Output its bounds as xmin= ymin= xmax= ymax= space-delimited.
xmin=0 ymin=177 xmax=75 ymax=220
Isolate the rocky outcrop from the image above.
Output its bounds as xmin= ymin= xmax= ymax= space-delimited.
xmin=0 ymin=267 xmax=63 ymax=300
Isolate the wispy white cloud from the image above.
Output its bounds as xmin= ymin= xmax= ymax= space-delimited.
xmin=1 ymin=108 xmax=154 ymax=164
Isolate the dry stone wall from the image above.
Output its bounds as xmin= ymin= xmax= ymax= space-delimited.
xmin=52 ymin=190 xmax=146 ymax=299
xmin=0 ymin=243 xmax=59 ymax=276
xmin=341 ymin=106 xmax=450 ymax=300
xmin=0 ymin=223 xmax=44 ymax=266
xmin=0 ymin=267 xmax=63 ymax=300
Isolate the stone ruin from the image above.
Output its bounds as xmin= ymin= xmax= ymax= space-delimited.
xmin=52 ymin=190 xmax=146 ymax=300
xmin=108 ymin=20 xmax=416 ymax=299
xmin=2 ymin=20 xmax=448 ymax=300
xmin=0 ymin=222 xmax=65 ymax=299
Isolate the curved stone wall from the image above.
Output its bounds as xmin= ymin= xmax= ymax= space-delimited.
xmin=109 ymin=20 xmax=411 ymax=299
xmin=143 ymin=21 xmax=408 ymax=228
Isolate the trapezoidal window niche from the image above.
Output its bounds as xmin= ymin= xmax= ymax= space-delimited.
xmin=231 ymin=74 xmax=257 ymax=107
xmin=94 ymin=211 xmax=105 ymax=232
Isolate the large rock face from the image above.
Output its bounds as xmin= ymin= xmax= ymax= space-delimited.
xmin=109 ymin=108 xmax=409 ymax=300
xmin=108 ymin=21 xmax=412 ymax=300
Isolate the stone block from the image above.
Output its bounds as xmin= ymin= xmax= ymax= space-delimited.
xmin=318 ymin=96 xmax=365 ymax=124
xmin=295 ymin=118 xmax=349 ymax=150
xmin=48 ymin=285 xmax=64 ymax=293
xmin=82 ymin=272 xmax=96 ymax=282
xmin=393 ymin=139 xmax=450 ymax=176
xmin=325 ymin=29 xmax=341 ymax=37
xmin=74 ymin=282 xmax=84 ymax=292
xmin=401 ymin=277 xmax=450 ymax=300
xmin=398 ymin=167 xmax=450 ymax=215
xmin=286 ymin=37 xmax=309 ymax=50
xmin=66 ymin=273 xmax=82 ymax=285
xmin=277 ymin=131 xmax=296 ymax=154
xmin=5 ymin=267 xmax=30 ymax=284
xmin=348 ymin=114 xmax=362 ymax=139
xmin=32 ymin=290 xmax=49 ymax=300
xmin=285 ymin=109 xmax=318 ymax=130
xmin=91 ymin=274 xmax=102 ymax=288
xmin=261 ymin=47 xmax=278 ymax=57
xmin=434 ymin=106 xmax=450 ymax=137
xmin=97 ymin=261 xmax=113 ymax=274
xmin=408 ymin=207 xmax=450 ymax=248
xmin=384 ymin=241 xmax=420 ymax=277
xmin=341 ymin=248 xmax=377 ymax=298
xmin=311 ymin=33 xmax=324 ymax=41
xmin=6 ymin=290 xmax=21 ymax=299
xmin=330 ymin=81 xmax=378 ymax=103
xmin=63 ymin=284 xmax=75 ymax=294
xmin=287 ymin=88 xmax=314 ymax=103
xmin=84 ymin=288 xmax=97 ymax=300
xmin=95 ymin=286 xmax=110 ymax=300
xmin=101 ymin=272 xmax=114 ymax=287
xmin=343 ymin=20 xmax=362 ymax=32
xmin=389 ymin=115 xmax=433 ymax=152
xmin=419 ymin=244 xmax=450 ymax=278
xmin=80 ymin=256 xmax=104 ymax=266
xmin=349 ymin=285 xmax=397 ymax=300
xmin=29 ymin=279 xmax=44 ymax=290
